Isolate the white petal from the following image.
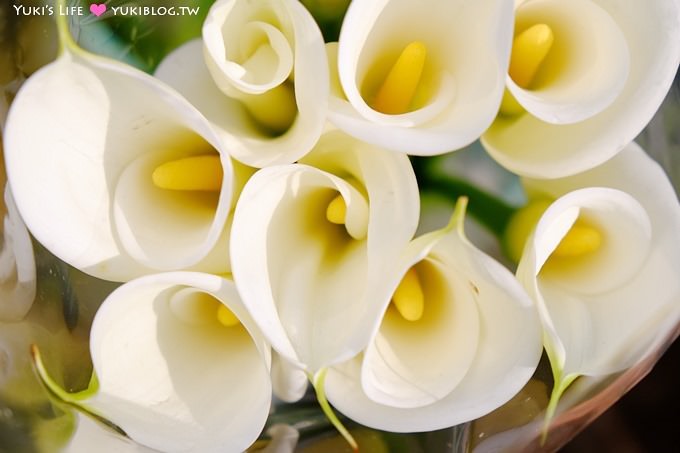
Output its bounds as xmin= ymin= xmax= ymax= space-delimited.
xmin=362 ymin=257 xmax=481 ymax=409
xmin=154 ymin=40 xmax=256 ymax=153
xmin=329 ymin=0 xmax=514 ymax=154
xmin=230 ymin=130 xmax=419 ymax=372
xmin=112 ymin=147 xmax=231 ymax=272
xmin=232 ymin=165 xmax=368 ymax=369
xmin=87 ymin=272 xmax=271 ymax=452
xmin=524 ymin=142 xmax=680 ymax=237
xmin=271 ymin=352 xmax=309 ymax=403
xmin=517 ymin=188 xmax=652 ymax=376
xmin=519 ymin=143 xmax=680 ymax=375
xmin=483 ymin=0 xmax=680 ymax=177
xmin=326 ymin=209 xmax=541 ymax=431
xmin=0 ymin=186 xmax=36 ymax=321
xmin=507 ymin=0 xmax=629 ymax=124
xmin=531 ymin=188 xmax=651 ymax=294
xmin=157 ymin=0 xmax=328 ymax=168
xmin=64 ymin=414 xmax=157 ymax=453
xmin=203 ymin=0 xmax=294 ymax=95
xmin=4 ymin=50 xmax=234 ymax=281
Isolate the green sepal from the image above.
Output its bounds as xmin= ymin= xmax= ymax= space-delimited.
xmin=30 ymin=344 xmax=126 ymax=437
xmin=311 ymin=368 xmax=358 ymax=452
xmin=540 ymin=370 xmax=579 ymax=445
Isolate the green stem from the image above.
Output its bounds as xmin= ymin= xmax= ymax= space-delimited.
xmin=312 ymin=368 xmax=358 ymax=452
xmin=412 ymin=156 xmax=517 ymax=238
xmin=55 ymin=0 xmax=78 ymax=53
xmin=541 ymin=372 xmax=578 ymax=445
xmin=30 ymin=344 xmax=125 ymax=436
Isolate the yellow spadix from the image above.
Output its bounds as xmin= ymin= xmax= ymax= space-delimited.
xmin=152 ymin=155 xmax=223 ymax=192
xmin=392 ymin=267 xmax=425 ymax=322
xmin=372 ymin=41 xmax=427 ymax=115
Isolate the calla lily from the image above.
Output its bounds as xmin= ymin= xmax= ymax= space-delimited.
xmin=230 ymin=129 xmax=420 ymax=374
xmin=482 ymin=0 xmax=680 ymax=177
xmin=34 ymin=272 xmax=272 ymax=453
xmin=155 ymin=0 xmax=328 ymax=168
xmin=513 ymin=142 xmax=680 ymax=412
xmin=64 ymin=413 xmax=156 ymax=453
xmin=4 ymin=43 xmax=237 ymax=282
xmin=271 ymin=352 xmax=309 ymax=403
xmin=0 ymin=185 xmax=36 ymax=321
xmin=324 ymin=200 xmax=542 ymax=432
xmin=326 ymin=0 xmax=514 ymax=154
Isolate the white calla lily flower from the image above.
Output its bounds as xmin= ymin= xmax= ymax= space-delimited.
xmin=515 ymin=142 xmax=680 ymax=411
xmin=34 ymin=272 xmax=272 ymax=453
xmin=482 ymin=0 xmax=680 ymax=177
xmin=230 ymin=129 xmax=420 ymax=373
xmin=64 ymin=413 xmax=156 ymax=453
xmin=324 ymin=200 xmax=542 ymax=432
xmin=327 ymin=0 xmax=514 ymax=154
xmin=271 ymin=352 xmax=309 ymax=403
xmin=0 ymin=186 xmax=36 ymax=321
xmin=155 ymin=0 xmax=328 ymax=168
xmin=4 ymin=45 xmax=236 ymax=282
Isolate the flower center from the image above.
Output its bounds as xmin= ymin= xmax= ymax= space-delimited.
xmin=504 ymin=199 xmax=602 ymax=262
xmin=391 ymin=267 xmax=425 ymax=322
xmin=170 ymin=290 xmax=241 ymax=328
xmin=551 ymin=220 xmax=601 ymax=258
xmin=216 ymin=304 xmax=240 ymax=327
xmin=509 ymin=24 xmax=554 ymax=89
xmin=370 ymin=41 xmax=427 ymax=115
xmin=152 ymin=155 xmax=223 ymax=192
xmin=318 ymin=183 xmax=369 ymax=240
xmin=326 ymin=194 xmax=347 ymax=225
xmin=500 ymin=24 xmax=555 ymax=116
xmin=240 ymin=82 xmax=297 ymax=136
xmin=503 ymin=199 xmax=553 ymax=263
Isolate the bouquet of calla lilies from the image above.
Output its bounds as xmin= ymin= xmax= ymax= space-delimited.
xmin=2 ymin=0 xmax=680 ymax=451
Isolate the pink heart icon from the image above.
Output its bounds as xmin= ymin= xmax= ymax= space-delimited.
xmin=90 ymin=3 xmax=106 ymax=17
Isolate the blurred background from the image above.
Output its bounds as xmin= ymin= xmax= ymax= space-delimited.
xmin=563 ymin=338 xmax=680 ymax=452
